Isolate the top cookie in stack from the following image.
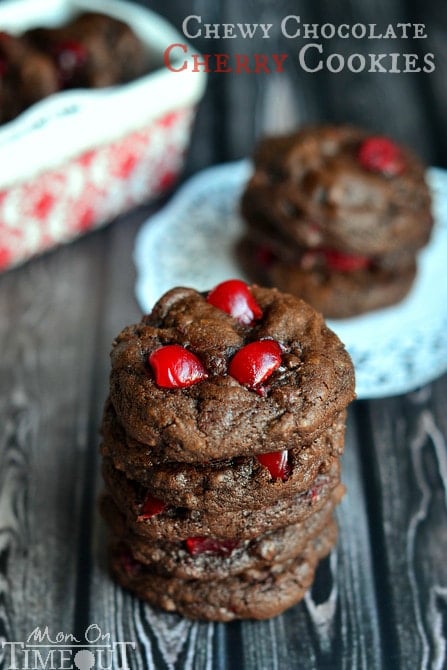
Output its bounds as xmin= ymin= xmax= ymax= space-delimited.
xmin=240 ymin=125 xmax=433 ymax=318
xmin=109 ymin=283 xmax=354 ymax=460
xmin=101 ymin=281 xmax=355 ymax=620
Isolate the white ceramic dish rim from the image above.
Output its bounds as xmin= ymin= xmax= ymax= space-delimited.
xmin=0 ymin=0 xmax=207 ymax=188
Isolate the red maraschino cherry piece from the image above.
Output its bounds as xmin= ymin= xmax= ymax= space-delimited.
xmin=119 ymin=549 xmax=142 ymax=575
xmin=185 ymin=537 xmax=239 ymax=556
xmin=229 ymin=340 xmax=282 ymax=388
xmin=323 ymin=249 xmax=370 ymax=272
xmin=257 ymin=450 xmax=290 ymax=481
xmin=52 ymin=39 xmax=87 ymax=85
xmin=207 ymin=279 xmax=263 ymax=325
xmin=137 ymin=493 xmax=166 ymax=520
xmin=358 ymin=136 xmax=405 ymax=176
xmin=149 ymin=345 xmax=208 ymax=389
xmin=301 ymin=248 xmax=370 ymax=272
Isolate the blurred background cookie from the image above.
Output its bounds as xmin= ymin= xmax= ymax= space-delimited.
xmin=240 ymin=124 xmax=433 ymax=318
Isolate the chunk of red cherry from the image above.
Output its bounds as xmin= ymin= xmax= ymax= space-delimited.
xmin=119 ymin=548 xmax=142 ymax=576
xmin=207 ymin=279 xmax=262 ymax=325
xmin=137 ymin=493 xmax=166 ymax=520
xmin=301 ymin=248 xmax=370 ymax=273
xmin=228 ymin=339 xmax=282 ymax=389
xmin=257 ymin=449 xmax=290 ymax=481
xmin=148 ymin=344 xmax=208 ymax=389
xmin=185 ymin=537 xmax=239 ymax=556
xmin=358 ymin=136 xmax=405 ymax=176
xmin=52 ymin=39 xmax=87 ymax=87
xmin=323 ymin=249 xmax=370 ymax=272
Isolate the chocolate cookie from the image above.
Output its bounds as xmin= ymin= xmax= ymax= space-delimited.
xmin=239 ymin=237 xmax=417 ymax=319
xmin=0 ymin=32 xmax=59 ymax=124
xmin=1 ymin=12 xmax=149 ymax=125
xmin=239 ymin=125 xmax=433 ymax=318
xmin=269 ymin=257 xmax=416 ymax=319
xmin=241 ymin=125 xmax=432 ymax=257
xmin=109 ymin=520 xmax=337 ymax=621
xmin=101 ymin=401 xmax=345 ymax=512
xmin=109 ymin=285 xmax=355 ymax=461
xmin=25 ymin=12 xmax=148 ymax=89
xmin=101 ymin=488 xmax=341 ymax=580
xmin=102 ymin=456 xmax=342 ymax=541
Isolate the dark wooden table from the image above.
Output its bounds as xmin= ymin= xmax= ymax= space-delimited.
xmin=1 ymin=1 xmax=447 ymax=668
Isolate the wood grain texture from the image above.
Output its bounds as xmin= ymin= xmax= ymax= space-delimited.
xmin=408 ymin=0 xmax=447 ymax=167
xmin=148 ymin=0 xmax=227 ymax=172
xmin=358 ymin=377 xmax=447 ymax=670
xmin=0 ymin=231 xmax=108 ymax=664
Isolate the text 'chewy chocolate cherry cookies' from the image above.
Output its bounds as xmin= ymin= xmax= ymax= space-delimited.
xmin=240 ymin=124 xmax=433 ymax=318
xmin=100 ymin=280 xmax=355 ymax=621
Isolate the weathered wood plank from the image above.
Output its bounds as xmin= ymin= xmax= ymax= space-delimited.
xmin=137 ymin=0 xmax=444 ymax=167
xmin=208 ymin=0 xmax=327 ymax=160
xmin=0 ymin=230 xmax=109 ymax=666
xmin=146 ymin=0 xmax=227 ymax=171
xmin=406 ymin=0 xmax=447 ymax=166
xmin=303 ymin=0 xmax=436 ymax=161
xmin=361 ymin=374 xmax=447 ymax=670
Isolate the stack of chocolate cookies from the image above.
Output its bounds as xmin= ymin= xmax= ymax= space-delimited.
xmin=240 ymin=125 xmax=433 ymax=318
xmin=100 ymin=280 xmax=355 ymax=621
xmin=0 ymin=12 xmax=148 ymax=125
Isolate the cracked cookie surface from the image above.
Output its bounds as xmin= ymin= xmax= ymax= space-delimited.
xmin=109 ymin=285 xmax=355 ymax=461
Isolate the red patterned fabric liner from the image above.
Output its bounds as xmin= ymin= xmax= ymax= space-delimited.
xmin=0 ymin=107 xmax=194 ymax=271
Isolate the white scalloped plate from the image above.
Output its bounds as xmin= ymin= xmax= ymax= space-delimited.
xmin=134 ymin=161 xmax=447 ymax=399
